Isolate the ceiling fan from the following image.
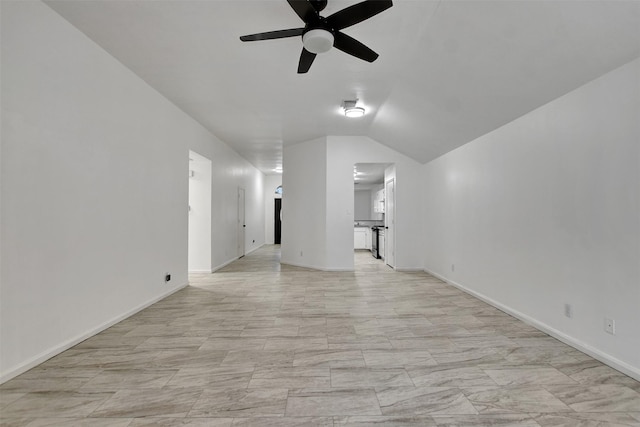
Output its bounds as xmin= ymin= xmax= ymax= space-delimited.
xmin=240 ymin=0 xmax=393 ymax=73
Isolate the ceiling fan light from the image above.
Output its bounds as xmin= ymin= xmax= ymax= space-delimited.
xmin=343 ymin=100 xmax=365 ymax=117
xmin=302 ymin=29 xmax=334 ymax=54
xmin=345 ymin=106 xmax=365 ymax=118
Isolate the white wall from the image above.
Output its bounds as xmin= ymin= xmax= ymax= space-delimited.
xmin=0 ymin=1 xmax=264 ymax=381
xmin=422 ymin=58 xmax=640 ymax=379
xmin=281 ymin=138 xmax=327 ymax=269
xmin=264 ymin=174 xmax=282 ymax=245
xmin=353 ymin=184 xmax=384 ymax=221
xmin=354 ymin=190 xmax=371 ymax=220
xmin=188 ymin=151 xmax=212 ymax=272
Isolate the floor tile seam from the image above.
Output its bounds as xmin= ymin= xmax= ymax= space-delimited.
xmin=353 ymin=386 xmax=383 ymax=418
xmin=462 ymin=385 xmax=577 ymax=414
xmin=539 ymin=383 xmax=640 ymax=413
xmin=181 ymin=388 xmax=209 ymax=418
xmin=479 ymin=367 xmax=581 ymax=387
xmin=45 ymin=389 xmax=117 ymax=420
xmin=543 ymin=409 xmax=640 ymax=415
xmin=567 ymin=375 xmax=640 ymax=388
xmin=373 ymin=385 xmax=479 ymax=416
xmin=429 ymin=413 xmax=542 ymax=424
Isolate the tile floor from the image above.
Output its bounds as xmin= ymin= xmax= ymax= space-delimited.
xmin=1 ymin=246 xmax=639 ymax=426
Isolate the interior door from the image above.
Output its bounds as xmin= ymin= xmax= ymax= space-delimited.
xmin=238 ymin=187 xmax=245 ymax=257
xmin=385 ymin=178 xmax=395 ymax=268
xmin=274 ymin=198 xmax=282 ymax=244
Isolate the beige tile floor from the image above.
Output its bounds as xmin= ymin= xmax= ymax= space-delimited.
xmin=2 ymin=246 xmax=639 ymax=426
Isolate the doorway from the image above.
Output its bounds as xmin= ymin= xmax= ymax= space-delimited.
xmin=238 ymin=187 xmax=245 ymax=258
xmin=353 ymin=163 xmax=389 ymax=267
xmin=274 ymin=198 xmax=282 ymax=244
xmin=188 ymin=151 xmax=212 ymax=272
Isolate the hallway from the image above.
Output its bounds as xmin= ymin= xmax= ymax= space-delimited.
xmin=1 ymin=246 xmax=639 ymax=426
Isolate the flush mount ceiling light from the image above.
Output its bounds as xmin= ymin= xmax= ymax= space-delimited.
xmin=353 ymin=166 xmax=362 ymax=180
xmin=343 ymin=100 xmax=365 ymax=118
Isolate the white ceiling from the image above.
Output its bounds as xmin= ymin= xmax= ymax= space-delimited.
xmin=354 ymin=163 xmax=388 ymax=185
xmin=46 ymin=0 xmax=640 ymax=175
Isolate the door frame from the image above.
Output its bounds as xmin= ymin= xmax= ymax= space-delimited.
xmin=187 ymin=150 xmax=212 ymax=273
xmin=274 ymin=198 xmax=282 ymax=244
xmin=238 ymin=186 xmax=245 ymax=258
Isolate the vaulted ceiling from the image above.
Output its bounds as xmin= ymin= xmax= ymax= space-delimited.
xmin=46 ymin=0 xmax=640 ymax=174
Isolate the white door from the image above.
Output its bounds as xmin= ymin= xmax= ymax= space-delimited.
xmin=238 ymin=187 xmax=245 ymax=258
xmin=385 ymin=178 xmax=395 ymax=268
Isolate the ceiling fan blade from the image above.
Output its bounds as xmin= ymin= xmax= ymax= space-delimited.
xmin=240 ymin=28 xmax=304 ymax=42
xmin=298 ymin=48 xmax=317 ymax=73
xmin=333 ymin=32 xmax=379 ymax=62
xmin=326 ymin=0 xmax=393 ymax=30
xmin=287 ymin=0 xmax=318 ymax=23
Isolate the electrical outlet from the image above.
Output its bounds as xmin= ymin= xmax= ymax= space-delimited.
xmin=564 ymin=303 xmax=572 ymax=318
xmin=165 ymin=273 xmax=171 ymax=283
xmin=604 ymin=317 xmax=615 ymax=335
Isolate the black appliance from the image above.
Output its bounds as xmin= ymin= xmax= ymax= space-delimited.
xmin=371 ymin=226 xmax=380 ymax=259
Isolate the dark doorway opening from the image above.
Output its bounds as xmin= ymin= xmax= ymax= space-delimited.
xmin=274 ymin=198 xmax=282 ymax=244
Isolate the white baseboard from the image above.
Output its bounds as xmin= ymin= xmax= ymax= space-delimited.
xmin=206 ymin=245 xmax=265 ymax=273
xmin=424 ymin=268 xmax=640 ymax=382
xmin=211 ymin=256 xmax=239 ymax=272
xmin=280 ymin=261 xmax=353 ymax=272
xmin=245 ymin=243 xmax=264 ymax=256
xmin=188 ymin=269 xmax=211 ymax=273
xmin=280 ymin=260 xmax=324 ymax=271
xmin=0 ymin=282 xmax=188 ymax=384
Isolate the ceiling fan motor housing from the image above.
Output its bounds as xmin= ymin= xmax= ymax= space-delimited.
xmin=309 ymin=0 xmax=328 ymax=12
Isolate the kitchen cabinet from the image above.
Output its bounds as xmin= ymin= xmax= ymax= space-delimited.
xmin=373 ymin=189 xmax=385 ymax=214
xmin=365 ymin=227 xmax=371 ymax=250
xmin=354 ymin=227 xmax=367 ymax=249
xmin=378 ymin=229 xmax=385 ymax=260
